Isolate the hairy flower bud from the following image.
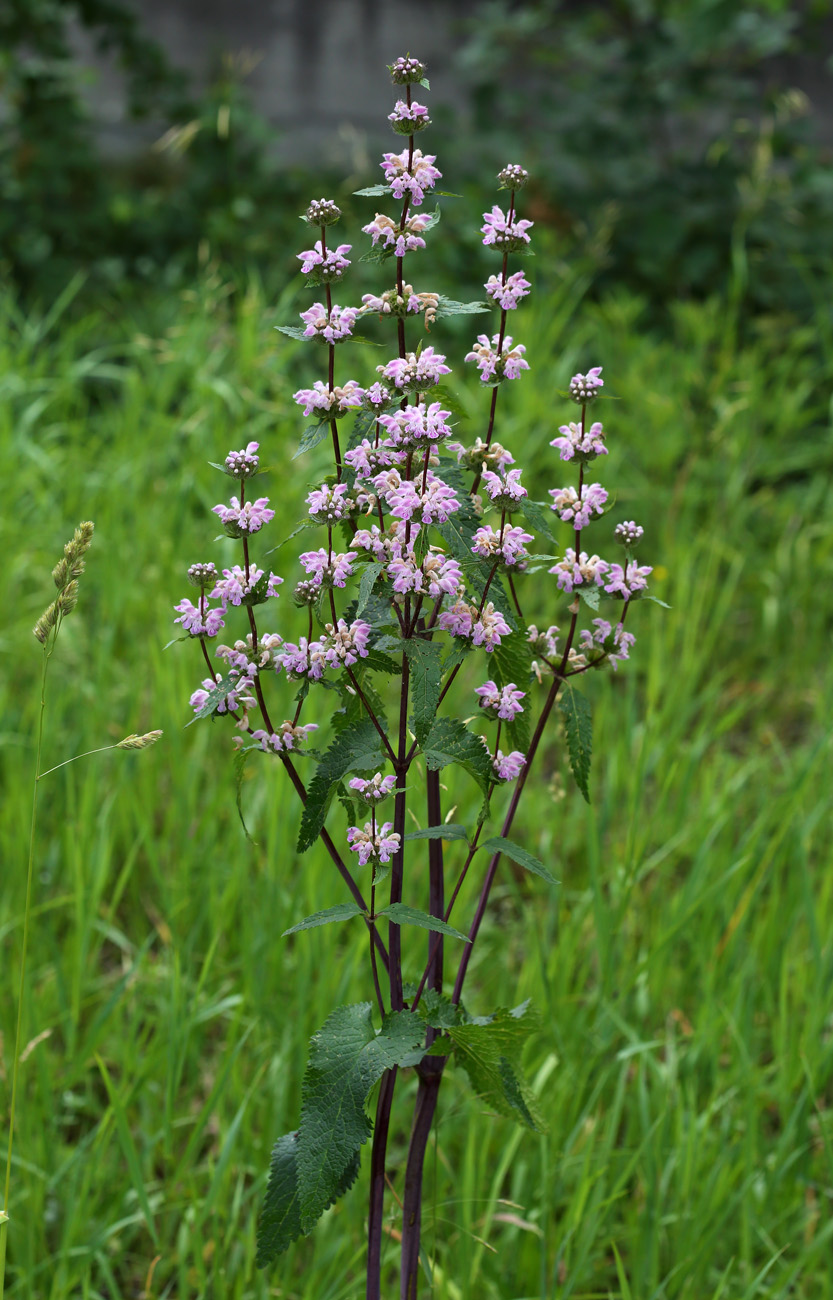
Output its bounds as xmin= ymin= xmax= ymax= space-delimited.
xmin=293 ymin=579 xmax=320 ymax=607
xmin=389 ymin=54 xmax=427 ymax=84
xmin=188 ymin=562 xmax=218 ymax=589
xmin=304 ymin=197 xmax=342 ymax=226
xmin=498 ymin=163 xmax=529 ymax=190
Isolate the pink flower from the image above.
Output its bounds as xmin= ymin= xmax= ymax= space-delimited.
xmin=481 ymin=205 xmax=534 ymax=250
xmin=210 ymin=565 xmax=283 ymax=607
xmin=472 ymin=524 xmax=533 ymax=568
xmin=569 ymin=367 xmax=603 ymax=402
xmin=347 ymin=820 xmax=401 ymax=866
xmin=174 ymin=597 xmax=225 ymax=637
xmin=250 ymin=722 xmax=319 ymax=752
xmin=299 ymin=549 xmax=357 ymax=588
xmin=377 ymin=347 xmax=451 ymax=391
xmin=492 ymin=749 xmax=526 ymax=782
xmin=604 ymin=561 xmax=652 ymax=600
xmin=550 ymin=420 xmax=608 ymax=463
xmin=306 ymin=483 xmax=354 ymax=522
xmin=579 ymin=618 xmax=636 ymax=669
xmin=484 ymin=271 xmax=531 ymax=311
xmin=388 ymin=100 xmax=431 ymax=133
xmin=224 ymin=442 xmax=260 ymax=477
xmin=549 ymin=549 xmax=610 ymax=594
xmin=299 ymin=302 xmax=359 ymax=343
xmin=475 ymin=680 xmax=526 ymax=721
xmin=349 ymin=773 xmax=397 ymax=804
xmin=297 ymin=241 xmax=351 ymax=280
xmin=380 ymin=148 xmax=441 ymax=206
xmin=464 ymin=333 xmax=529 ymax=383
xmin=212 ymin=496 xmax=275 ymax=534
xmin=293 ymin=380 xmax=365 ymax=418
xmin=481 ymin=468 xmax=527 ymax=507
xmin=549 ymin=483 xmax=608 ymax=530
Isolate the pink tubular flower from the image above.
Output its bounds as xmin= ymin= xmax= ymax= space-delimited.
xmin=225 ymin=442 xmax=260 ymax=477
xmin=347 ymin=820 xmax=401 ymax=867
xmin=386 ymin=473 xmax=460 ymax=525
xmin=361 ymin=381 xmax=393 ymax=413
xmin=297 ymin=241 xmax=351 ymax=280
xmin=493 ymin=749 xmax=526 ymax=782
xmin=472 ymin=524 xmax=533 ymax=568
xmin=549 ymin=483 xmax=609 ymax=530
xmin=306 ymin=482 xmax=354 ymax=523
xmin=484 ymin=271 xmax=531 ymax=311
xmin=381 ymin=148 xmax=442 ymax=206
xmin=604 ymin=560 xmax=653 ymax=600
xmin=549 ymin=549 xmax=610 ymax=594
xmin=475 ymin=680 xmax=526 ymax=721
xmin=550 ymin=420 xmax=608 ymax=463
xmin=569 ymin=367 xmax=604 ymax=402
xmin=189 ymin=674 xmax=254 ymax=718
xmin=377 ymin=347 xmax=451 ymax=392
xmin=464 ymin=333 xmax=529 ymax=383
xmin=212 ymin=496 xmax=275 ymax=535
xmin=360 ymin=285 xmax=439 ymax=327
xmin=210 ymin=565 xmax=283 ymax=607
xmin=250 ymin=722 xmax=319 ymax=753
xmin=322 ymin=618 xmax=371 ymax=668
xmin=388 ymin=100 xmax=431 ymax=133
xmin=363 ymin=212 xmax=431 ymax=258
xmin=438 ymin=599 xmax=511 ymax=651
xmin=293 ymin=380 xmax=364 ymax=418
xmin=299 ymin=303 xmax=359 ymax=343
xmin=449 ymin=437 xmax=515 ymax=472
xmin=174 ymin=597 xmax=225 ymax=638
xmin=579 ymin=618 xmax=636 ymax=669
xmin=378 ymin=401 xmax=452 ymax=447
xmin=387 ymin=548 xmax=462 ymax=598
xmin=481 ymin=467 xmax=527 ymax=508
xmin=299 ymin=548 xmax=357 ymax=588
xmin=349 ymin=773 xmax=398 ymax=804
xmin=481 ymin=205 xmax=534 ymax=251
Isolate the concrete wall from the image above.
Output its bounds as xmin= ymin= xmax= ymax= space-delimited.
xmin=72 ymin=0 xmax=479 ymax=163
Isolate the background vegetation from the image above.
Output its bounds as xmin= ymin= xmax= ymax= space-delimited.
xmin=1 ymin=1 xmax=832 ymax=1296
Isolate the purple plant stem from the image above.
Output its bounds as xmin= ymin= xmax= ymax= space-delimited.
xmin=366 ymin=1066 xmax=398 ymax=1300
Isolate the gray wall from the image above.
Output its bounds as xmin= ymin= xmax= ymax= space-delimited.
xmin=72 ymin=0 xmax=479 ymax=163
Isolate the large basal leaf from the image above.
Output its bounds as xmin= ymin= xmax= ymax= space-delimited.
xmin=403 ymin=638 xmax=444 ymax=746
xmin=479 ymin=836 xmax=558 ymax=885
xmin=297 ymin=1004 xmax=426 ymax=1231
xmin=297 ymin=720 xmax=384 ymax=852
xmin=256 ymin=1131 xmax=360 ymax=1267
xmin=427 ymin=1001 xmax=547 ymax=1132
xmin=558 ymin=684 xmax=592 ymax=803
xmin=421 ymin=717 xmax=495 ymax=794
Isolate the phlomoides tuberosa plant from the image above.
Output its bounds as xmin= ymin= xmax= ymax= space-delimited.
xmin=174 ymin=53 xmax=660 ymax=1300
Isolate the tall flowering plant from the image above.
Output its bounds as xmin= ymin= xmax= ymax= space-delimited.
xmin=174 ymin=55 xmax=659 ymax=1300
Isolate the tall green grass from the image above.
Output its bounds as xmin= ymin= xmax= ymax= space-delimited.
xmin=1 ymin=260 xmax=832 ymax=1298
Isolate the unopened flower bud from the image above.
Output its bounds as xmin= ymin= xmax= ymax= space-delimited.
xmin=498 ymin=163 xmax=529 ymax=190
xmin=304 ymin=198 xmax=342 ymax=226
xmin=389 ymin=54 xmax=426 ymax=85
xmin=614 ymin=521 xmax=644 ymax=548
xmin=188 ymin=562 xmax=218 ymax=589
xmin=293 ymin=579 xmax=319 ymax=607
xmin=569 ymin=367 xmax=604 ymax=403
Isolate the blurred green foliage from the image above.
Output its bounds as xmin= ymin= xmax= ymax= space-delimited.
xmin=455 ymin=0 xmax=833 ymax=314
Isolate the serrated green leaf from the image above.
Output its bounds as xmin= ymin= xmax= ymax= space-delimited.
xmin=420 ymin=988 xmax=464 ymax=1030
xmin=377 ymin=903 xmax=470 ymax=943
xmin=353 ymin=183 xmax=393 ymax=196
xmin=241 ymin=571 xmax=271 ymax=607
xmin=356 ymin=562 xmax=384 ymax=616
xmin=256 ymin=1131 xmax=360 ymax=1267
xmin=578 ymin=585 xmax=601 ymax=611
xmin=520 ymin=498 xmax=554 ymax=540
xmin=275 ymin=324 xmax=309 ymax=341
xmin=434 ymin=296 xmax=491 ymax=318
xmin=403 ymin=639 xmax=443 ymax=745
xmin=293 ymin=421 xmax=330 ymax=459
xmin=421 ymin=717 xmax=495 ymax=793
xmin=404 ymin=824 xmax=469 ymax=844
xmin=479 ymin=836 xmax=558 ymax=885
xmin=492 ymin=629 xmax=533 ymax=749
xmin=283 ymin=903 xmax=364 ymax=936
xmin=558 ymin=685 xmax=592 ymax=803
xmin=297 ymin=1004 xmax=426 ymax=1230
xmin=438 ymin=1002 xmax=547 ymax=1132
xmin=298 ymin=721 xmax=383 ymax=852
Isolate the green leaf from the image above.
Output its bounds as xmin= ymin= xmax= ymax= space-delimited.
xmin=421 ymin=717 xmax=495 ymax=793
xmin=241 ymin=570 xmax=272 ymax=607
xmin=293 ymin=421 xmax=330 ymax=459
xmin=282 ymin=903 xmax=365 ymax=936
xmin=356 ymin=562 xmax=384 ymax=616
xmin=274 ymin=324 xmax=309 ymax=341
xmin=404 ymin=824 xmax=469 ymax=844
xmin=256 ymin=1131 xmax=360 ymax=1267
xmin=353 ymin=183 xmax=393 ymax=196
xmin=434 ymin=295 xmax=491 ymax=318
xmin=520 ymin=498 xmax=554 ymax=540
xmin=377 ymin=903 xmax=470 ymax=943
xmin=298 ymin=721 xmax=384 ymax=852
xmin=644 ymin=595 xmax=672 ymax=608
xmin=559 ymin=685 xmax=592 ymax=803
xmin=577 ymin=585 xmax=601 ymax=611
xmin=479 ymin=836 xmax=558 ymax=885
xmin=403 ymin=639 xmax=443 ymax=746
xmin=297 ymin=1004 xmax=426 ymax=1230
xmin=432 ymin=1002 xmax=547 ymax=1132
